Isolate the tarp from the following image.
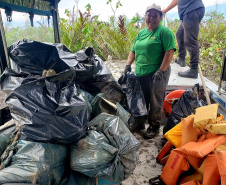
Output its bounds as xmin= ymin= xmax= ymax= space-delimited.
xmin=70 ymin=113 xmax=140 ymax=182
xmin=6 ymin=70 xmax=90 ymax=144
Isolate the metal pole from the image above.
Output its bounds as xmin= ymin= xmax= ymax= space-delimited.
xmin=52 ymin=0 xmax=60 ymax=43
xmin=0 ymin=9 xmax=10 ymax=72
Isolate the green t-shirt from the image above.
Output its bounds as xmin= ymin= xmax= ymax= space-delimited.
xmin=131 ymin=25 xmax=176 ymax=77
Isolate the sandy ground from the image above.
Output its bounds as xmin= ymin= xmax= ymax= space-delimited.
xmin=105 ymin=59 xmax=164 ymax=185
xmin=0 ymin=91 xmax=7 ymax=110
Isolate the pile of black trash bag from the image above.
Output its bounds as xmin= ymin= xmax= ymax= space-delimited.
xmin=0 ymin=39 xmax=141 ymax=185
xmin=163 ymin=83 xmax=206 ymax=134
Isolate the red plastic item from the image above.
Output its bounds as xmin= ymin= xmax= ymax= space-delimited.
xmin=157 ymin=141 xmax=174 ymax=163
xmin=162 ymin=90 xmax=186 ymax=118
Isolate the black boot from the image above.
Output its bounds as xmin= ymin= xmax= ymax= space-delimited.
xmin=142 ymin=124 xmax=160 ymax=139
xmin=178 ymin=68 xmax=198 ymax=79
xmin=175 ymin=58 xmax=186 ymax=67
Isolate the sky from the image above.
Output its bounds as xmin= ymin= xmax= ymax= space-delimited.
xmin=58 ymin=0 xmax=226 ymax=21
xmin=0 ymin=0 xmax=226 ymax=26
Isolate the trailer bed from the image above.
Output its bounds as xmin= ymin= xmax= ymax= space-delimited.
xmin=168 ymin=62 xmax=226 ymax=117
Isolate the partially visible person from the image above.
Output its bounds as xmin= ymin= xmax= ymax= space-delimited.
xmin=124 ymin=4 xmax=176 ymax=139
xmin=162 ymin=0 xmax=205 ymax=79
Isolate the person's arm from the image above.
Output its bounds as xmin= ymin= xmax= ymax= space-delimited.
xmin=160 ymin=49 xmax=174 ymax=71
xmin=162 ymin=0 xmax=178 ymax=14
xmin=124 ymin=51 xmax=135 ymax=75
xmin=126 ymin=51 xmax=135 ymax=65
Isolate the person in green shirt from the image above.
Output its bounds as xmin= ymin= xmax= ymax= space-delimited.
xmin=124 ymin=3 xmax=176 ymax=139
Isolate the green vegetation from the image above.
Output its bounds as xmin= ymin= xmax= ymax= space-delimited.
xmin=199 ymin=11 xmax=226 ymax=82
xmin=60 ymin=10 xmax=142 ymax=60
xmin=5 ymin=21 xmax=54 ymax=46
xmin=3 ymin=6 xmax=226 ymax=83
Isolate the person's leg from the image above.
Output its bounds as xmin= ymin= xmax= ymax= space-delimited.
xmin=176 ymin=23 xmax=186 ymax=67
xmin=143 ymin=66 xmax=171 ymax=139
xmin=178 ymin=8 xmax=205 ymax=78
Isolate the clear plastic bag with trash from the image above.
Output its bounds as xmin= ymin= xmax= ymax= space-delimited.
xmin=70 ymin=113 xmax=140 ymax=182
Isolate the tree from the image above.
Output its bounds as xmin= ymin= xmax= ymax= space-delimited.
xmin=131 ymin=13 xmax=143 ymax=28
xmin=74 ymin=0 xmax=79 ymax=21
xmin=106 ymin=0 xmax=122 ymax=22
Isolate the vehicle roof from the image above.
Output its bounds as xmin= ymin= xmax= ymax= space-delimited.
xmin=0 ymin=0 xmax=61 ymax=16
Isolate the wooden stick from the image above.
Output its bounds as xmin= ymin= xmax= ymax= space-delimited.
xmin=101 ymin=97 xmax=117 ymax=110
xmin=198 ymin=65 xmax=211 ymax=105
xmin=0 ymin=119 xmax=14 ymax=131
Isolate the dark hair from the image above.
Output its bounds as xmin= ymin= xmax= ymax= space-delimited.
xmin=146 ymin=10 xmax=162 ymax=17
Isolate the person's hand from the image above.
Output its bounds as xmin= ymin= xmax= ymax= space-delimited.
xmin=161 ymin=9 xmax=167 ymax=14
xmin=153 ymin=69 xmax=164 ymax=81
xmin=124 ymin=65 xmax=131 ymax=75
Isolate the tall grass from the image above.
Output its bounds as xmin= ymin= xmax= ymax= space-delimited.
xmin=59 ymin=11 xmax=143 ymax=60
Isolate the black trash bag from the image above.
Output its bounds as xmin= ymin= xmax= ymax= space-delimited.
xmin=70 ymin=113 xmax=140 ymax=182
xmin=78 ymin=54 xmax=116 ymax=96
xmin=58 ymin=46 xmax=95 ymax=82
xmin=8 ymin=39 xmax=70 ymax=75
xmin=8 ymin=39 xmax=95 ymax=81
xmin=118 ymin=72 xmax=148 ymax=117
xmin=0 ymin=140 xmax=67 ymax=185
xmin=6 ymin=70 xmax=90 ymax=144
xmin=9 ymin=39 xmax=115 ymax=94
xmin=0 ymin=108 xmax=12 ymax=126
xmin=0 ymin=68 xmax=38 ymax=91
xmin=163 ymin=84 xmax=206 ymax=134
xmin=149 ymin=175 xmax=166 ymax=185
